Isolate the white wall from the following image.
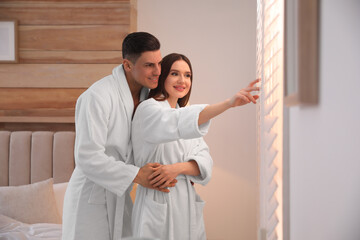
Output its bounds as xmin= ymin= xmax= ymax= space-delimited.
xmin=289 ymin=0 xmax=360 ymax=240
xmin=137 ymin=0 xmax=258 ymax=239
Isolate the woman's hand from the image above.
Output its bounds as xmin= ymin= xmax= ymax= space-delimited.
xmin=148 ymin=161 xmax=200 ymax=189
xmin=228 ymin=78 xmax=260 ymax=107
xmin=149 ymin=164 xmax=181 ymax=189
xmin=134 ymin=163 xmax=176 ymax=193
xmin=198 ymin=79 xmax=260 ymax=125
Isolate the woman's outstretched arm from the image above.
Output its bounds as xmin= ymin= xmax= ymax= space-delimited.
xmin=198 ymin=79 xmax=260 ymax=125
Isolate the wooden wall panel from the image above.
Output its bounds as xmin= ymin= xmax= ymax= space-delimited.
xmin=1 ymin=0 xmax=130 ymax=3
xmin=0 ymin=2 xmax=130 ymax=25
xmin=19 ymin=51 xmax=122 ymax=64
xmin=0 ymin=109 xmax=75 ymax=118
xmin=130 ymin=0 xmax=137 ymax=32
xmin=0 ymin=64 xmax=118 ymax=88
xmin=0 ymin=116 xmax=75 ymax=123
xmin=0 ymin=123 xmax=75 ymax=131
xmin=0 ymin=88 xmax=84 ymax=123
xmin=0 ymin=0 xmax=136 ymax=127
xmin=0 ymin=88 xmax=85 ymax=109
xmin=20 ymin=25 xmax=128 ymax=51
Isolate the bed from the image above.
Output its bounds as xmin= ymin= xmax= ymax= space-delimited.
xmin=0 ymin=131 xmax=75 ymax=240
xmin=0 ymin=130 xmax=139 ymax=240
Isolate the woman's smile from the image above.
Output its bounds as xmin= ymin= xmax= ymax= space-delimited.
xmin=174 ymin=85 xmax=186 ymax=92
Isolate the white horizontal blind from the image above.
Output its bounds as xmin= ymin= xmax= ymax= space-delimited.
xmin=257 ymin=0 xmax=284 ymax=239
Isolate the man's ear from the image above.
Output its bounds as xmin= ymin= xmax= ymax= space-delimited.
xmin=123 ymin=59 xmax=132 ymax=72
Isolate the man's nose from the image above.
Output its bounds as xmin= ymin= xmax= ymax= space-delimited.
xmin=154 ymin=64 xmax=161 ymax=76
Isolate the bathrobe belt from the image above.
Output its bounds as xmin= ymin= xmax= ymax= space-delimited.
xmin=106 ymin=142 xmax=134 ymax=239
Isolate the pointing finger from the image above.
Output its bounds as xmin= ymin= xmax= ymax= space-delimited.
xmin=248 ymin=78 xmax=261 ymax=87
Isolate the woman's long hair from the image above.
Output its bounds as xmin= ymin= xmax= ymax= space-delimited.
xmin=148 ymin=53 xmax=193 ymax=107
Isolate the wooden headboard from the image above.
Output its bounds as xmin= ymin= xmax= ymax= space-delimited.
xmin=0 ymin=131 xmax=75 ymax=186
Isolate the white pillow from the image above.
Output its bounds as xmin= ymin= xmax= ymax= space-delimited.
xmin=53 ymin=182 xmax=68 ymax=219
xmin=0 ymin=178 xmax=61 ymax=224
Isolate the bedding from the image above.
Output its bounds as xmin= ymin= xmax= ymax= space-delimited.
xmin=0 ymin=214 xmax=62 ymax=240
xmin=0 ymin=131 xmax=75 ymax=239
xmin=0 ymin=179 xmax=65 ymax=239
xmin=53 ymin=182 xmax=68 ymax=219
xmin=0 ymin=179 xmax=61 ymax=224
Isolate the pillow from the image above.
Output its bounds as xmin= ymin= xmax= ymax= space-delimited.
xmin=0 ymin=178 xmax=61 ymax=224
xmin=53 ymin=182 xmax=68 ymax=219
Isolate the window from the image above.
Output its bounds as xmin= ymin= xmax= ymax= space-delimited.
xmin=256 ymin=0 xmax=284 ymax=239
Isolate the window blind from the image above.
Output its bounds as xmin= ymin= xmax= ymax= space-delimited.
xmin=257 ymin=0 xmax=284 ymax=239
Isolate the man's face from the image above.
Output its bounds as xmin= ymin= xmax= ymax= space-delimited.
xmin=129 ymin=50 xmax=162 ymax=89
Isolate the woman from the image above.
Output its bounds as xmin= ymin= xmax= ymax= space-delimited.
xmin=131 ymin=53 xmax=259 ymax=240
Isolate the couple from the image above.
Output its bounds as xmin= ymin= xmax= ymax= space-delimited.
xmin=62 ymin=32 xmax=259 ymax=240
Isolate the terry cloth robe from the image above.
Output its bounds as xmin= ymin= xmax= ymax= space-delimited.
xmin=131 ymin=98 xmax=213 ymax=240
xmin=62 ymin=65 xmax=148 ymax=240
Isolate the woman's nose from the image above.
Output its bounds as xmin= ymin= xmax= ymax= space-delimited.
xmin=177 ymin=75 xmax=185 ymax=83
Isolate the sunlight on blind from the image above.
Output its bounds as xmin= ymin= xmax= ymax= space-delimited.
xmin=257 ymin=0 xmax=284 ymax=239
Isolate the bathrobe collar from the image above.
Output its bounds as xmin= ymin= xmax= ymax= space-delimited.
xmin=109 ymin=65 xmax=149 ymax=239
xmin=112 ymin=64 xmax=149 ymax=132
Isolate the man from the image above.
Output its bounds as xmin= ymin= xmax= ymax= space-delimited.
xmin=62 ymin=32 xmax=174 ymax=240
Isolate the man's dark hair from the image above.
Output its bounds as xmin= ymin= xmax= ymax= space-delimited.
xmin=122 ymin=32 xmax=160 ymax=63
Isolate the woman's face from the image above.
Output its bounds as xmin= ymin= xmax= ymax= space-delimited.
xmin=164 ymin=60 xmax=192 ymax=103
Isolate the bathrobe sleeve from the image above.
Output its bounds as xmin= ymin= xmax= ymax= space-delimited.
xmin=74 ymin=90 xmax=139 ymax=197
xmin=185 ymin=138 xmax=213 ymax=185
xmin=135 ymin=99 xmax=211 ymax=144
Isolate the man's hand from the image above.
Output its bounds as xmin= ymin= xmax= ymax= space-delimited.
xmin=149 ymin=164 xmax=180 ymax=189
xmin=148 ymin=161 xmax=200 ymax=189
xmin=133 ymin=163 xmax=176 ymax=193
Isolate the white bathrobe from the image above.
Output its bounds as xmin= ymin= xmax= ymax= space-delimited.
xmin=62 ymin=65 xmax=148 ymax=240
xmin=131 ymin=98 xmax=213 ymax=240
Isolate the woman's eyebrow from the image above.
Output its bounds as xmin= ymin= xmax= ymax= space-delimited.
xmin=170 ymin=69 xmax=191 ymax=74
